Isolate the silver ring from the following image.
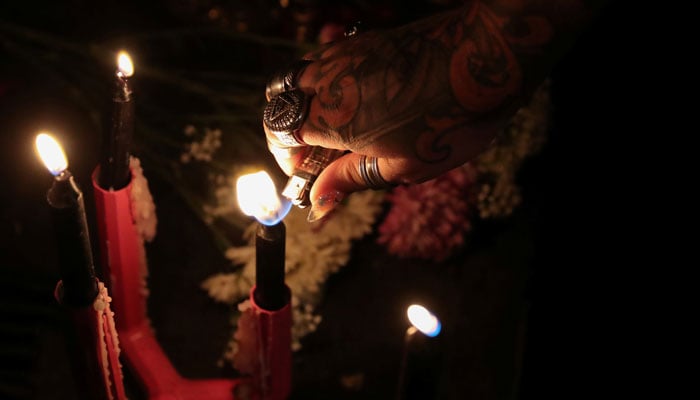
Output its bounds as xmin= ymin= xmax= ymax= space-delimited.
xmin=265 ymin=59 xmax=312 ymax=101
xmin=358 ymin=155 xmax=393 ymax=189
xmin=263 ymin=89 xmax=309 ymax=148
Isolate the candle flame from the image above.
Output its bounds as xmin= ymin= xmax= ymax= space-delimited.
xmin=117 ymin=51 xmax=134 ymax=78
xmin=236 ymin=171 xmax=291 ymax=225
xmin=407 ymin=304 xmax=441 ymax=337
xmin=35 ymin=133 xmax=68 ymax=176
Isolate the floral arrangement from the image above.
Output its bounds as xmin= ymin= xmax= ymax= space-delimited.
xmin=197 ymin=81 xmax=550 ymax=372
xmin=377 ymin=164 xmax=477 ymax=262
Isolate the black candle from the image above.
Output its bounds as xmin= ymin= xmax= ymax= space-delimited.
xmin=236 ymin=171 xmax=292 ymax=311
xmin=396 ymin=305 xmax=442 ymax=400
xmin=254 ymin=222 xmax=288 ymax=310
xmin=99 ymin=51 xmax=134 ymax=190
xmin=36 ymin=133 xmax=98 ymax=307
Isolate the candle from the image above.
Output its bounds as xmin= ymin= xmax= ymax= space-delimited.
xmin=237 ymin=171 xmax=292 ymax=310
xmin=253 ymin=222 xmax=287 ymax=310
xmin=36 ymin=133 xmax=98 ymax=306
xmin=396 ymin=304 xmax=442 ymax=400
xmin=99 ymin=51 xmax=134 ymax=190
xmin=236 ymin=170 xmax=292 ymax=400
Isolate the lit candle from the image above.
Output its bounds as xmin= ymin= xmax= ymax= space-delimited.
xmin=237 ymin=171 xmax=292 ymax=310
xmin=99 ymin=51 xmax=134 ymax=190
xmin=407 ymin=305 xmax=442 ymax=338
xmin=396 ymin=304 xmax=442 ymax=400
xmin=236 ymin=171 xmax=292 ymax=400
xmin=36 ymin=133 xmax=98 ymax=306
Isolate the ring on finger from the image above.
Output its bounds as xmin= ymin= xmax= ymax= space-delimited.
xmin=263 ymin=89 xmax=309 ymax=148
xmin=265 ymin=59 xmax=312 ymax=101
xmin=358 ymin=155 xmax=394 ymax=190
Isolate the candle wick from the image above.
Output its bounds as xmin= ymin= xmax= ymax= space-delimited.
xmin=54 ymin=169 xmax=72 ymax=182
xmin=405 ymin=326 xmax=418 ymax=339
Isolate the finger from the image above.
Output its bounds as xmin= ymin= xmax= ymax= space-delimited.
xmin=296 ymin=60 xmax=318 ymax=90
xmin=267 ymin=141 xmax=311 ymax=176
xmin=263 ymin=88 xmax=314 ymax=175
xmin=306 ymin=153 xmax=400 ymax=222
xmin=293 ymin=60 xmax=357 ymax=151
xmin=300 ymin=40 xmax=336 ymax=62
xmin=266 ymin=59 xmax=314 ymax=101
xmin=305 ymin=152 xmax=467 ymax=222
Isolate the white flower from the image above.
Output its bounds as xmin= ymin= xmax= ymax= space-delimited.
xmin=129 ymin=156 xmax=157 ymax=242
xmin=179 ymin=126 xmax=223 ymax=164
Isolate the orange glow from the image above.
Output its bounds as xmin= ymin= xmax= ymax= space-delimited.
xmin=117 ymin=51 xmax=134 ymax=78
xmin=35 ymin=133 xmax=68 ymax=176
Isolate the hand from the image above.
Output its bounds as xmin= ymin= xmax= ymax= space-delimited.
xmin=264 ymin=0 xmax=597 ymax=220
xmin=265 ymin=30 xmax=500 ymax=217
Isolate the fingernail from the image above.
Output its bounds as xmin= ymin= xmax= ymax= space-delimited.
xmin=307 ymin=191 xmax=345 ymax=222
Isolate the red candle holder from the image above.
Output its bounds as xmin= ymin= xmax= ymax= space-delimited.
xmin=92 ymin=167 xmax=251 ymax=399
xmin=249 ymin=285 xmax=292 ymax=400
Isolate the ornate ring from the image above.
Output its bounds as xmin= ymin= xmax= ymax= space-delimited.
xmin=263 ymin=89 xmax=309 ymax=148
xmin=265 ymin=59 xmax=312 ymax=101
xmin=358 ymin=155 xmax=393 ymax=190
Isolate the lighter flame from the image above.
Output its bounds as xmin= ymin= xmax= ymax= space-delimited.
xmin=407 ymin=304 xmax=441 ymax=337
xmin=35 ymin=133 xmax=68 ymax=176
xmin=236 ymin=171 xmax=291 ymax=225
xmin=117 ymin=51 xmax=134 ymax=78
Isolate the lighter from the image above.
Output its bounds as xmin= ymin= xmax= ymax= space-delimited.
xmin=262 ymin=89 xmax=344 ymax=208
xmin=282 ymin=147 xmax=344 ymax=208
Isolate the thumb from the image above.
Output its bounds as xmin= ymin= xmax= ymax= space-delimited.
xmin=307 ymin=152 xmax=397 ymax=222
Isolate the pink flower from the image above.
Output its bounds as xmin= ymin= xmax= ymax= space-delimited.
xmin=377 ymin=165 xmax=477 ymax=261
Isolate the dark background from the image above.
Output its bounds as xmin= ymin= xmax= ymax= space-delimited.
xmin=1 ymin=1 xmax=651 ymax=399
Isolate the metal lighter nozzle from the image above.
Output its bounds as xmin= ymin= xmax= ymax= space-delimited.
xmin=282 ymin=147 xmax=344 ymax=208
